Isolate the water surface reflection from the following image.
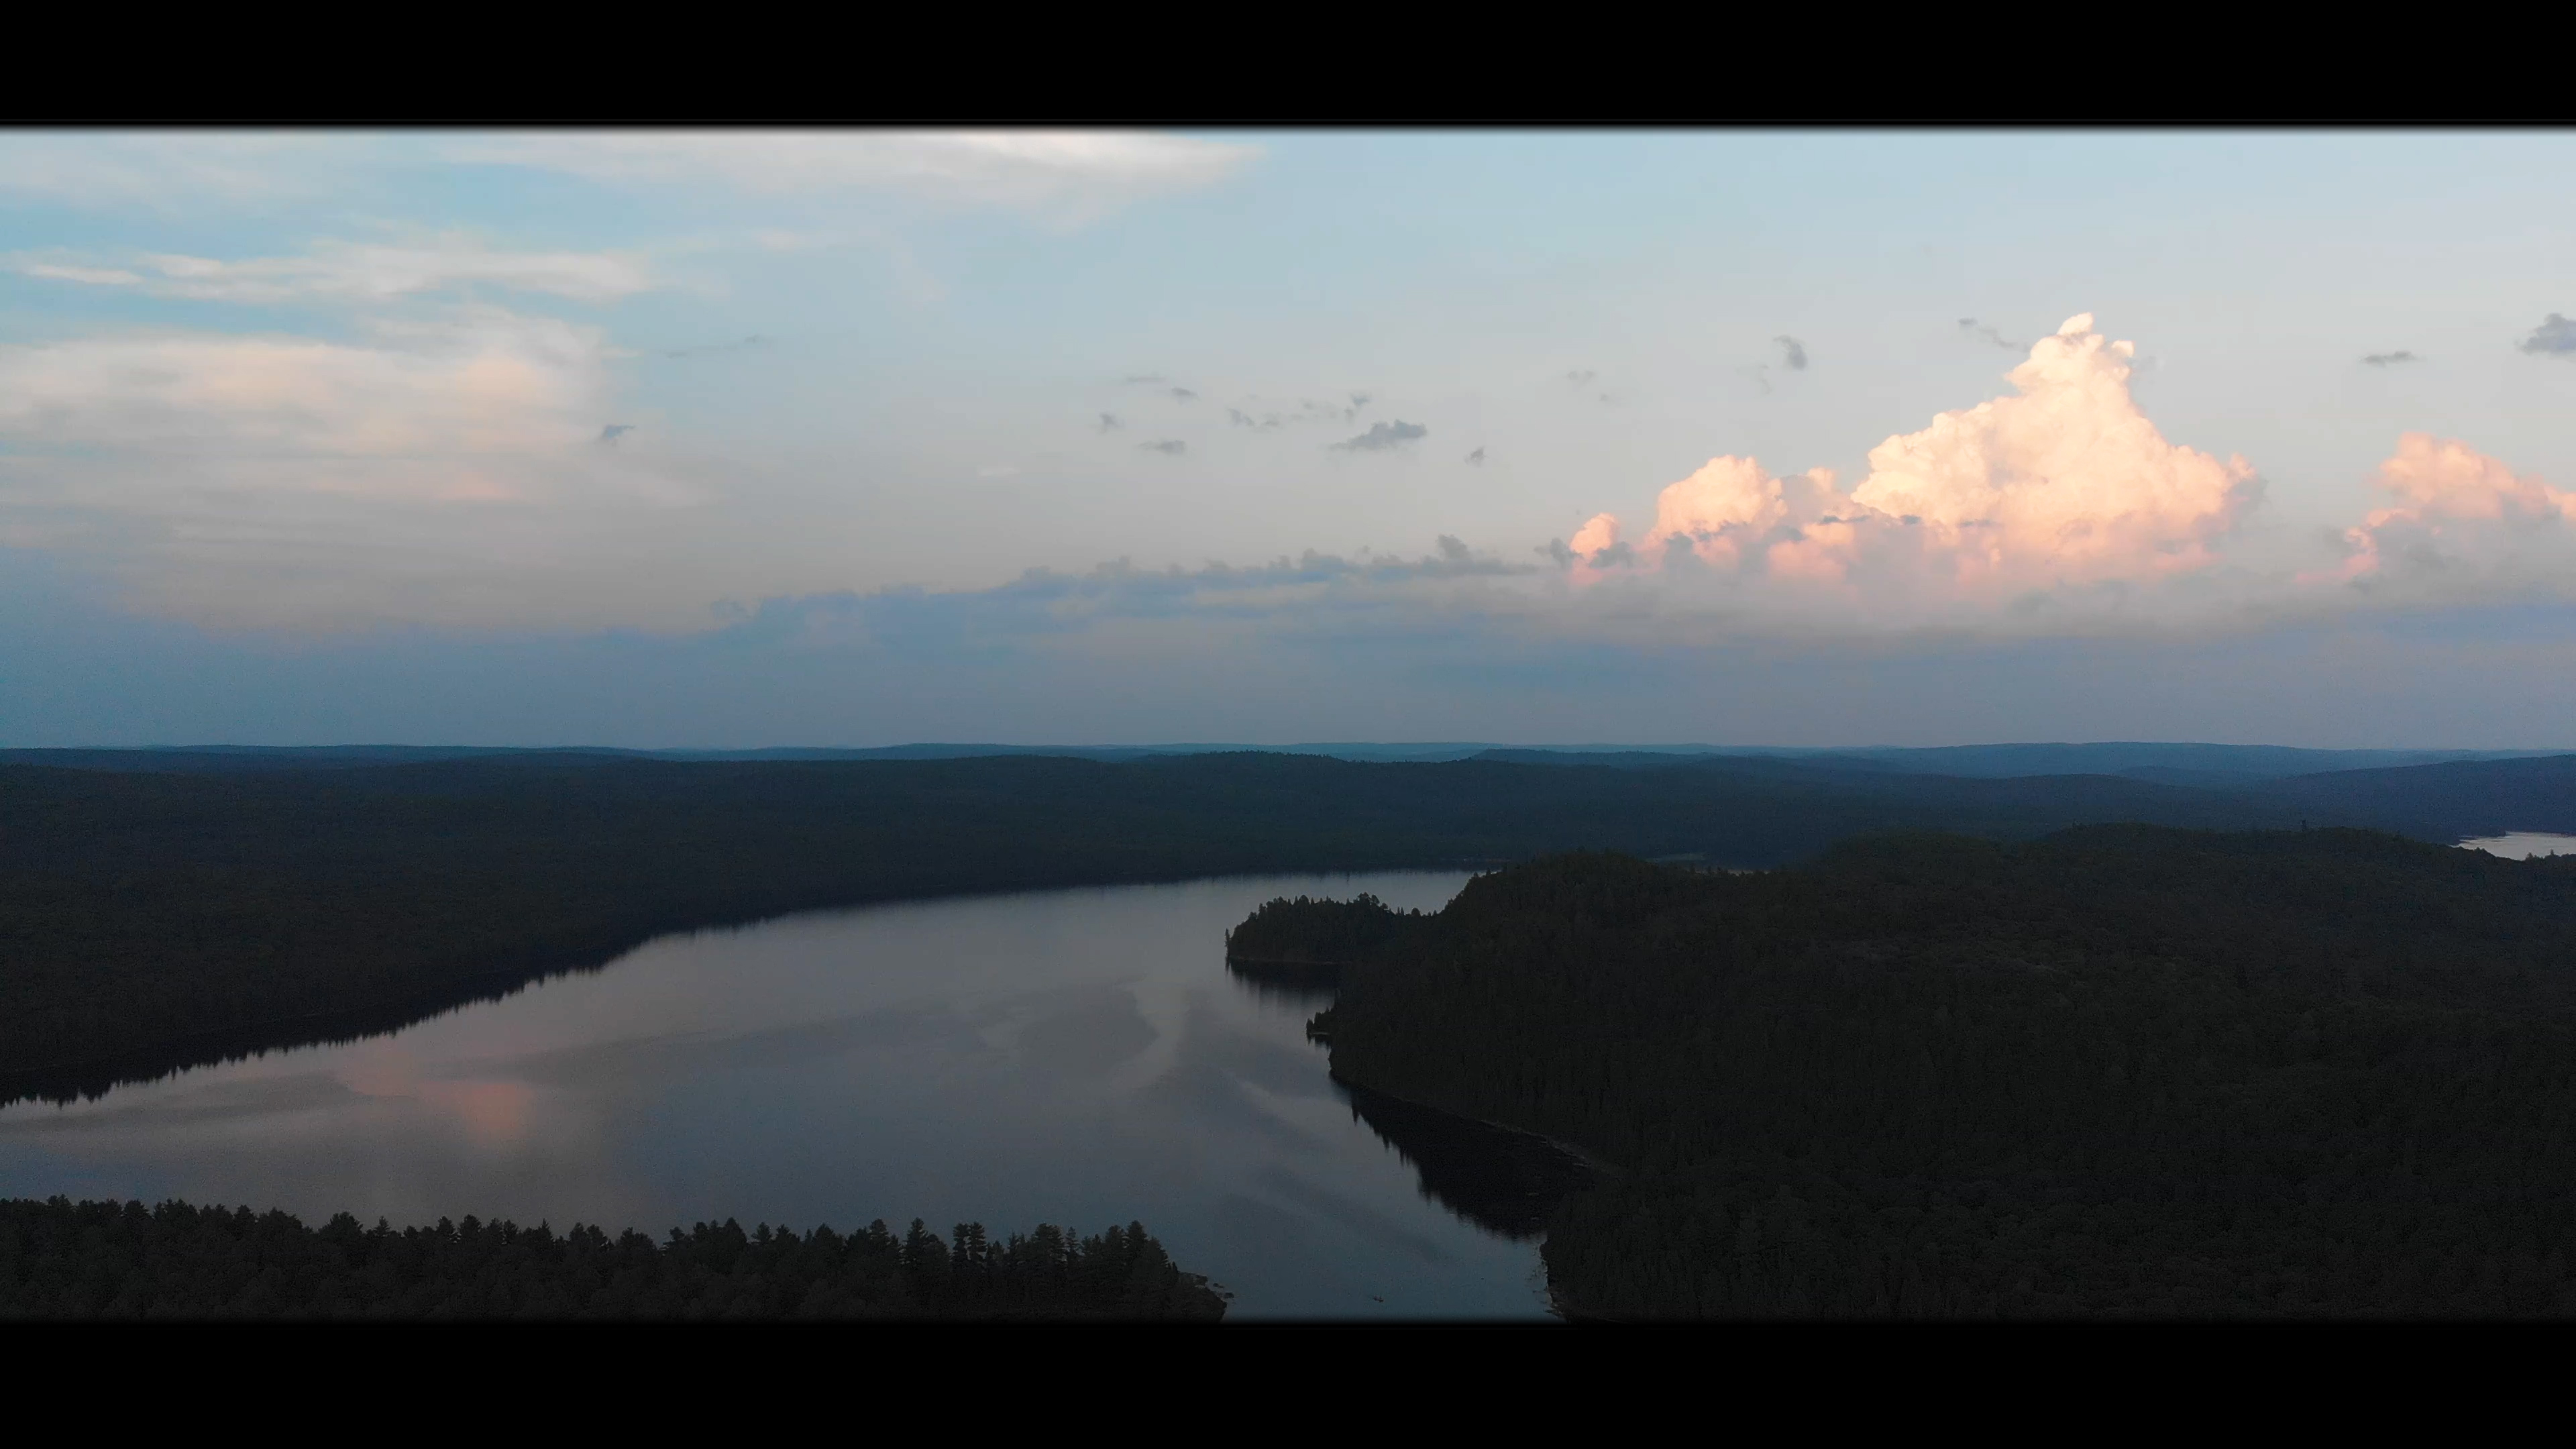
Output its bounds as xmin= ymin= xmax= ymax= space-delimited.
xmin=2461 ymin=833 xmax=2576 ymax=860
xmin=0 ymin=872 xmax=1567 ymax=1318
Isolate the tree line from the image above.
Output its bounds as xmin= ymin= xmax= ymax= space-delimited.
xmin=0 ymin=1197 xmax=1224 ymax=1320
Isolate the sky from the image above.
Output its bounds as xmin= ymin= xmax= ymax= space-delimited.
xmin=3 ymin=129 xmax=2575 ymax=749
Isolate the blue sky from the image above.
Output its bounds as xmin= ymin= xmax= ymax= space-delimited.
xmin=3 ymin=130 xmax=2573 ymax=747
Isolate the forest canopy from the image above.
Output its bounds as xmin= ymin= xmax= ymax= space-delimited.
xmin=0 ymin=1197 xmax=1224 ymax=1320
xmin=1255 ymin=826 xmax=2576 ymax=1317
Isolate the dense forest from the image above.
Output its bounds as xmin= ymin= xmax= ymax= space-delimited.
xmin=3 ymin=748 xmax=2567 ymax=1100
xmin=1263 ymin=827 xmax=2576 ymax=1316
xmin=0 ymin=1197 xmax=1224 ymax=1320
xmin=1224 ymin=893 xmax=1422 ymax=971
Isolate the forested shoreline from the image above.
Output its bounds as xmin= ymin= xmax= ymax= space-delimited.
xmin=0 ymin=1197 xmax=1225 ymax=1320
xmin=1262 ymin=826 xmax=2576 ymax=1317
xmin=4 ymin=749 xmax=2569 ymax=1103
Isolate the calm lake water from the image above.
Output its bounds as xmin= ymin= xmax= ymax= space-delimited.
xmin=0 ymin=871 xmax=1582 ymax=1320
xmin=2461 ymin=833 xmax=2576 ymax=859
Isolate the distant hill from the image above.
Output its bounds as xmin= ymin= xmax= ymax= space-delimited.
xmin=1474 ymin=742 xmax=2553 ymax=781
xmin=2253 ymin=754 xmax=2576 ymax=839
xmin=13 ymin=740 xmax=2556 ymax=778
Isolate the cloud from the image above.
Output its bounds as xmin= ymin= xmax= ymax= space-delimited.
xmin=2329 ymin=433 xmax=2576 ymax=596
xmin=2520 ymin=313 xmax=2576 ymax=358
xmin=1332 ymin=421 xmax=1428 ymax=452
xmin=1568 ymin=315 xmax=2261 ymax=612
xmin=0 ymin=309 xmax=698 ymax=627
xmin=1564 ymin=369 xmax=1597 ymax=387
xmin=1774 ymin=335 xmax=1808 ymax=370
xmin=1138 ymin=439 xmax=1187 ymax=455
xmin=10 ymin=236 xmax=657 ymax=306
xmin=1121 ymin=374 xmax=1167 ymax=385
xmin=708 ymin=542 xmax=1540 ymax=655
xmin=21 ymin=262 xmax=144 ymax=285
xmin=1957 ymin=317 xmax=2018 ymax=351
xmin=457 ymin=132 xmax=1255 ymax=219
xmin=1098 ymin=413 xmax=1123 ymax=431
xmin=1222 ymin=396 xmax=1375 ymax=431
xmin=663 ymin=334 xmax=769 ymax=360
xmin=18 ymin=536 xmax=2576 ymax=750
xmin=1559 ymin=513 xmax=1624 ymax=584
xmin=598 ymin=423 xmax=635 ymax=443
xmin=2361 ymin=350 xmax=2420 ymax=367
xmin=1465 ymin=447 xmax=1486 ymax=465
xmin=1169 ymin=387 xmax=1197 ymax=403
xmin=0 ymin=312 xmax=614 ymax=475
xmin=0 ymin=134 xmax=355 ymax=211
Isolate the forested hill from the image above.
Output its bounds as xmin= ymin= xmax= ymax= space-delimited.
xmin=2251 ymin=754 xmax=2576 ymax=842
xmin=1 ymin=748 xmax=2565 ymax=1097
xmin=1293 ymin=828 xmax=2576 ymax=1317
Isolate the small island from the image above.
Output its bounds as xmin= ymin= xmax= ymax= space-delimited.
xmin=1223 ymin=892 xmax=1421 ymax=990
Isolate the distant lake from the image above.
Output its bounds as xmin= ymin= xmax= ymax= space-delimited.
xmin=2461 ymin=833 xmax=2576 ymax=860
xmin=0 ymin=873 xmax=1585 ymax=1320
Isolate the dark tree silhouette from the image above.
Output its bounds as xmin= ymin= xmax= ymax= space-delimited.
xmin=0 ymin=1198 xmax=1223 ymax=1320
xmin=1254 ymin=827 xmax=2576 ymax=1317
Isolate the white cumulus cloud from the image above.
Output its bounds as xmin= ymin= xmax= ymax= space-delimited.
xmin=1585 ymin=314 xmax=2263 ymax=619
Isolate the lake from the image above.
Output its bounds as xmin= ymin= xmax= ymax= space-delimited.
xmin=0 ymin=871 xmax=1586 ymax=1320
xmin=2461 ymin=833 xmax=2576 ymax=860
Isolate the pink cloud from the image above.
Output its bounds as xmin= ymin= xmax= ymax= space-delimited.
xmin=2334 ymin=433 xmax=2576 ymax=584
xmin=1567 ymin=512 xmax=1623 ymax=584
xmin=1849 ymin=314 xmax=2257 ymax=588
xmin=1585 ymin=314 xmax=2263 ymax=604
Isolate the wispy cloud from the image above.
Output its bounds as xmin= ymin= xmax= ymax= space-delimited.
xmin=0 ymin=308 xmax=702 ymax=627
xmin=2520 ymin=313 xmax=2576 ymax=358
xmin=1957 ymin=317 xmax=2018 ymax=351
xmin=453 ymin=132 xmax=1256 ymax=221
xmin=10 ymin=236 xmax=657 ymax=305
xmin=1138 ymin=439 xmax=1187 ymax=455
xmin=663 ymin=334 xmax=769 ymax=360
xmin=0 ymin=134 xmax=356 ymax=211
xmin=1332 ymin=421 xmax=1428 ymax=452
xmin=2361 ymin=350 xmax=2420 ymax=367
xmin=1224 ymin=396 xmax=1373 ymax=430
xmin=1774 ymin=335 xmax=1808 ymax=370
xmin=21 ymin=263 xmax=146 ymax=285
